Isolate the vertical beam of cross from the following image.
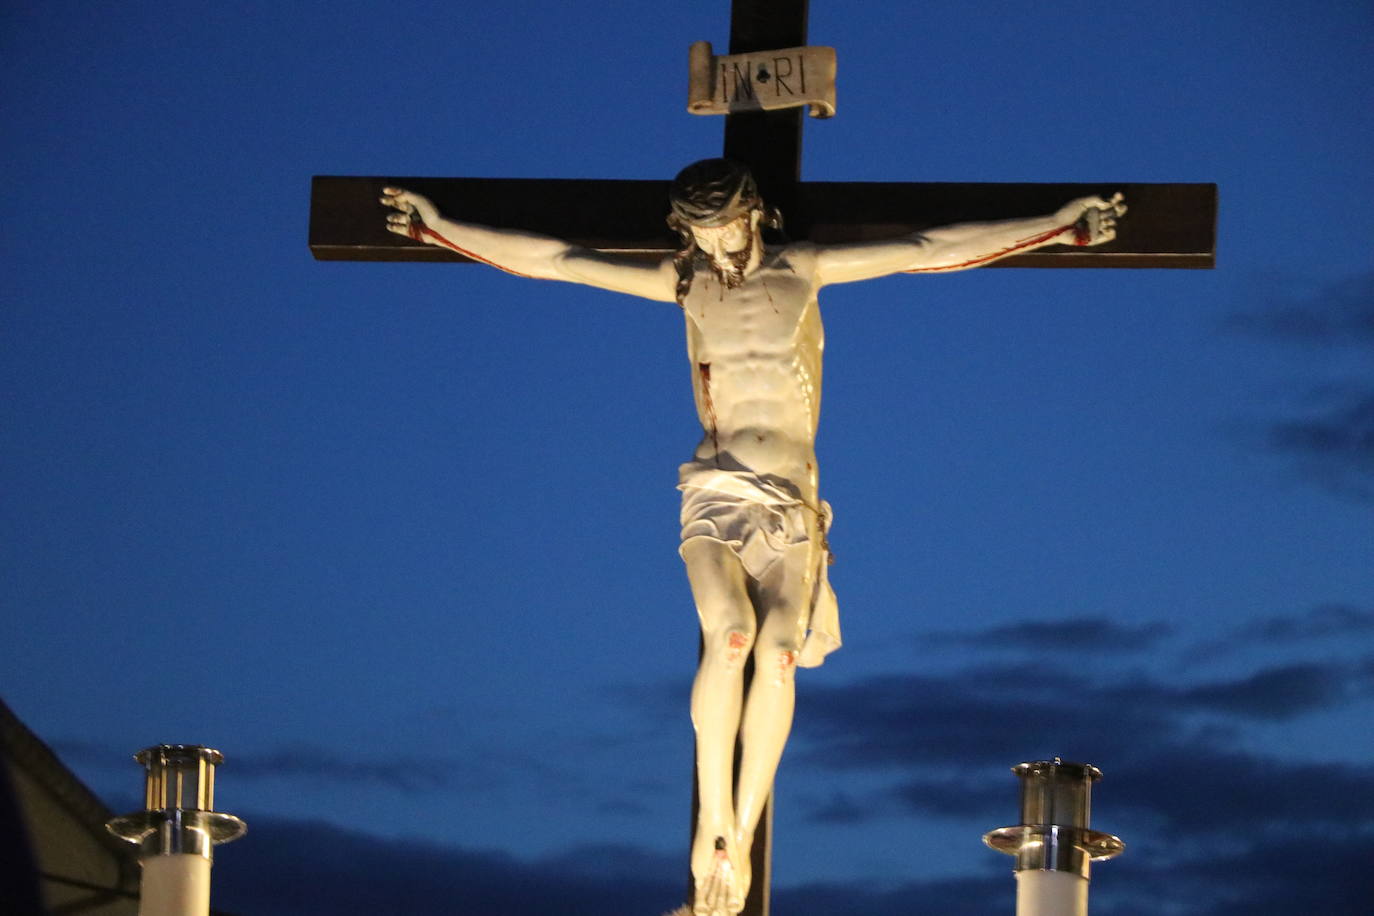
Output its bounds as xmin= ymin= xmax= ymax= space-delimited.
xmin=723 ymin=0 xmax=809 ymax=222
xmin=688 ymin=8 xmax=810 ymax=915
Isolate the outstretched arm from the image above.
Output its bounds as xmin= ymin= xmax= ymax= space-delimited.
xmin=381 ymin=188 xmax=677 ymax=302
xmin=814 ymin=194 xmax=1126 ymax=287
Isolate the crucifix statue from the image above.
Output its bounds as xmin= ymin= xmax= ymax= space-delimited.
xmin=379 ymin=164 xmax=1124 ymax=915
xmin=310 ymin=3 xmax=1214 ymax=915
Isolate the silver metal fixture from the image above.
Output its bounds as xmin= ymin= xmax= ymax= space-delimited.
xmin=107 ymin=745 xmax=247 ymax=859
xmin=984 ymin=758 xmax=1123 ymax=915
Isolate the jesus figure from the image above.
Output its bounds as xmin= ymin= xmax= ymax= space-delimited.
xmin=380 ymin=159 xmax=1124 ymax=916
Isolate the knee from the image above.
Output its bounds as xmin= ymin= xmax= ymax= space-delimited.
xmin=706 ymin=628 xmax=755 ymax=667
xmin=757 ymin=643 xmax=799 ymax=685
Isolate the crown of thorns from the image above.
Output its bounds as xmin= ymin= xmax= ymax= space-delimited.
xmin=668 ymin=159 xmax=762 ymax=228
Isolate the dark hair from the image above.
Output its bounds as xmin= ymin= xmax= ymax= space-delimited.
xmin=669 ymin=159 xmax=760 ymax=228
xmin=666 ymin=160 xmax=784 ymax=307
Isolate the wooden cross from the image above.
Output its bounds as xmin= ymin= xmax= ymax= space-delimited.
xmin=312 ymin=0 xmax=1213 ymax=274
xmin=310 ymin=2 xmax=1215 ymax=914
xmin=309 ymin=0 xmax=1215 ymax=270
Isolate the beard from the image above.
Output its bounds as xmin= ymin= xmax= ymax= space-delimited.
xmin=707 ymin=236 xmax=755 ymax=289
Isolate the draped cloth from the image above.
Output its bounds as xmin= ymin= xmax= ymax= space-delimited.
xmin=678 ymin=460 xmax=841 ymax=667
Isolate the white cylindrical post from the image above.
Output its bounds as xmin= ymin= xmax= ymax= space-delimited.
xmin=984 ymin=758 xmax=1122 ymax=916
xmin=1014 ymin=870 xmax=1088 ymax=916
xmin=140 ymin=855 xmax=211 ymax=916
xmin=107 ymin=745 xmax=246 ymax=916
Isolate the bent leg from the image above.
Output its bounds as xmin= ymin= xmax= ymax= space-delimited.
xmin=682 ymin=536 xmax=755 ymax=914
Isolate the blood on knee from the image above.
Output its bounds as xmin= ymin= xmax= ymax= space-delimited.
xmin=764 ymin=648 xmax=798 ymax=685
xmin=714 ymin=626 xmax=758 ymax=661
xmin=723 ymin=630 xmax=752 ymax=664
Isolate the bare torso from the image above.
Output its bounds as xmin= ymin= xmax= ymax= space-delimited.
xmin=682 ymin=243 xmax=823 ymax=503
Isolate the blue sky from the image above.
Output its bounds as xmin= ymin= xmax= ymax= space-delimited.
xmin=3 ymin=1 xmax=1373 ymax=913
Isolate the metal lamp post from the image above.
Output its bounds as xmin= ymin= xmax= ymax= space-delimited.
xmin=107 ymin=745 xmax=246 ymax=916
xmin=984 ymin=758 xmax=1123 ymax=916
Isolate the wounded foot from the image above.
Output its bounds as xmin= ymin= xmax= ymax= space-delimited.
xmin=693 ymin=836 xmax=745 ymax=916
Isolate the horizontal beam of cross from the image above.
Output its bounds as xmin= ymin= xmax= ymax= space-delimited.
xmin=310 ymin=176 xmax=1217 ymax=268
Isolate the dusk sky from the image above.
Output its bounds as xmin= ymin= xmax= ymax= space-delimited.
xmin=4 ymin=1 xmax=1373 ymax=913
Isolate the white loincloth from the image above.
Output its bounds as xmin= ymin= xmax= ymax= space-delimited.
xmin=678 ymin=461 xmax=841 ymax=667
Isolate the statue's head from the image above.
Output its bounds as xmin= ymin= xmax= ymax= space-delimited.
xmin=669 ymin=158 xmax=762 ymax=229
xmin=667 ymin=159 xmax=773 ymax=296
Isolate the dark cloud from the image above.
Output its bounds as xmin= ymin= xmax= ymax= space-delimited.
xmin=890 ymin=773 xmax=1008 ymax=821
xmin=1232 ymin=602 xmax=1374 ymax=643
xmin=1170 ymin=830 xmax=1374 ymax=916
xmin=212 ymin=817 xmax=683 ymax=916
xmin=794 ymin=672 xmax=1374 ymax=890
xmin=214 ymin=816 xmax=1017 ymax=916
xmin=795 ymin=657 xmax=1367 ymax=777
xmin=802 ymin=777 xmax=1011 ymax=826
xmin=1270 ymin=393 xmax=1374 ymax=499
xmin=1179 ymin=662 xmax=1367 ymax=719
xmin=1105 ymin=746 xmax=1374 ymax=835
xmin=784 ymin=833 xmax=1374 ymax=916
xmin=54 ymin=740 xmax=570 ymax=797
xmin=48 ymin=740 xmax=467 ymax=793
xmin=928 ymin=617 xmax=1172 ymax=652
xmin=796 ymin=669 xmax=1180 ymax=773
xmin=1102 ymin=824 xmax=1374 ymax=915
xmin=1229 ymin=272 xmax=1374 ymax=500
xmin=212 ymin=799 xmax=1373 ymax=916
xmin=228 ymin=744 xmax=460 ymax=792
xmin=795 ymin=747 xmax=1374 ymax=915
xmin=1226 ymin=271 xmax=1374 ymax=343
xmin=774 ymin=871 xmax=1011 ymax=916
